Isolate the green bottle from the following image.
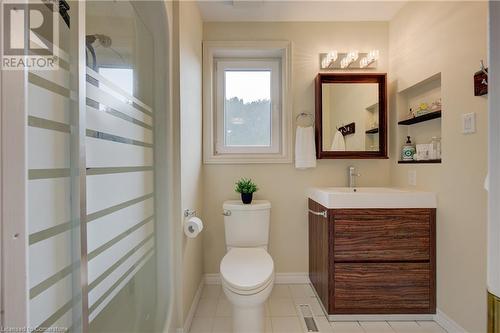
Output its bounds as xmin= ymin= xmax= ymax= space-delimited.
xmin=402 ymin=136 xmax=416 ymax=161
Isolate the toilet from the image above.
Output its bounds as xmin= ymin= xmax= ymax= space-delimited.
xmin=220 ymin=200 xmax=275 ymax=333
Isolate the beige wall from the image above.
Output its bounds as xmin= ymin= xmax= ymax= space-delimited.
xmin=202 ymin=22 xmax=391 ymax=274
xmin=388 ymin=2 xmax=488 ymax=331
xmin=179 ymin=1 xmax=204 ymax=323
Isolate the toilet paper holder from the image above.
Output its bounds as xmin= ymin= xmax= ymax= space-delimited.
xmin=184 ymin=209 xmax=197 ymax=218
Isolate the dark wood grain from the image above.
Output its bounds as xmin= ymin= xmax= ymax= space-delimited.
xmin=308 ymin=202 xmax=436 ymax=315
xmin=333 ymin=262 xmax=432 ymax=314
xmin=333 ymin=213 xmax=430 ymax=262
xmin=315 ymin=73 xmax=388 ymax=159
xmin=308 ymin=199 xmax=329 ymax=309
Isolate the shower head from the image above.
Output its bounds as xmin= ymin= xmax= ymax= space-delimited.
xmin=86 ymin=34 xmax=112 ymax=48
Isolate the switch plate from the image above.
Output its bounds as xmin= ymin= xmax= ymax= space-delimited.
xmin=462 ymin=112 xmax=477 ymax=134
xmin=408 ymin=170 xmax=417 ymax=186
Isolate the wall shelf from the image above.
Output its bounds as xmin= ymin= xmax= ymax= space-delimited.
xmin=398 ymin=159 xmax=441 ymax=164
xmin=398 ymin=111 xmax=441 ymax=125
xmin=365 ymin=128 xmax=379 ymax=134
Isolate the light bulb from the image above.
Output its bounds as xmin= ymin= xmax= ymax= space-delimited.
xmin=359 ymin=57 xmax=369 ymax=68
xmin=327 ymin=51 xmax=338 ymax=63
xmin=340 ymin=57 xmax=349 ymax=69
xmin=367 ymin=50 xmax=379 ymax=62
xmin=348 ymin=50 xmax=359 ymax=62
xmin=321 ymin=57 xmax=329 ymax=68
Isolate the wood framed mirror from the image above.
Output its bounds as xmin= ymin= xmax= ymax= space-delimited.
xmin=315 ymin=73 xmax=387 ymax=159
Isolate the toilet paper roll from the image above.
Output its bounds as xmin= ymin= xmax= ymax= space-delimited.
xmin=184 ymin=216 xmax=203 ymax=238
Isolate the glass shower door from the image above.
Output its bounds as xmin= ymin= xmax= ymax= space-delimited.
xmin=84 ymin=2 xmax=157 ymax=331
xmin=26 ymin=2 xmax=83 ymax=331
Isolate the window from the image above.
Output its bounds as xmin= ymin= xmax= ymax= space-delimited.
xmin=99 ymin=67 xmax=134 ymax=96
xmin=216 ymin=60 xmax=280 ymax=154
xmin=203 ymin=42 xmax=291 ymax=163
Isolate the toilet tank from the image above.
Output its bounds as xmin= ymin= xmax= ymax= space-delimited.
xmin=223 ymin=200 xmax=271 ymax=249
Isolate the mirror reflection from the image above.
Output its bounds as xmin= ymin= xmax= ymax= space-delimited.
xmin=321 ymin=83 xmax=379 ymax=152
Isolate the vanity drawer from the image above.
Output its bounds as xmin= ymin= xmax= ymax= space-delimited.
xmin=333 ymin=211 xmax=431 ymax=262
xmin=333 ymin=262 xmax=432 ymax=314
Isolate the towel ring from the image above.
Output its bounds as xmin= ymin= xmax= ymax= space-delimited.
xmin=296 ymin=112 xmax=314 ymax=126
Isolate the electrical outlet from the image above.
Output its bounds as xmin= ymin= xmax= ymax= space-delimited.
xmin=408 ymin=170 xmax=417 ymax=186
xmin=462 ymin=112 xmax=477 ymax=134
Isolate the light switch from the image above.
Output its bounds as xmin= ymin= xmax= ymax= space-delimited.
xmin=462 ymin=112 xmax=477 ymax=134
xmin=408 ymin=170 xmax=417 ymax=186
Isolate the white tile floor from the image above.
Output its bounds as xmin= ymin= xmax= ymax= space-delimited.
xmin=189 ymin=284 xmax=448 ymax=333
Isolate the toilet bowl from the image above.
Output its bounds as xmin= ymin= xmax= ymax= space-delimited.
xmin=220 ymin=247 xmax=274 ymax=333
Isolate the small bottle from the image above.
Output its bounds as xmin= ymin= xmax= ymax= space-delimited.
xmin=431 ymin=137 xmax=441 ymax=160
xmin=402 ymin=136 xmax=416 ymax=161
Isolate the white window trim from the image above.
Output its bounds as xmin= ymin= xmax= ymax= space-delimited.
xmin=203 ymin=41 xmax=292 ymax=164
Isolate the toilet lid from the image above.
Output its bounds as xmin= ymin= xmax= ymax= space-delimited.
xmin=220 ymin=248 xmax=274 ymax=292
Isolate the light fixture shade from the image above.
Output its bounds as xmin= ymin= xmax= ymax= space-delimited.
xmin=321 ymin=51 xmax=338 ymax=69
xmin=367 ymin=49 xmax=380 ymax=62
xmin=327 ymin=51 xmax=338 ymax=62
xmin=348 ymin=50 xmax=359 ymax=62
xmin=359 ymin=57 xmax=369 ymax=68
xmin=340 ymin=57 xmax=348 ymax=69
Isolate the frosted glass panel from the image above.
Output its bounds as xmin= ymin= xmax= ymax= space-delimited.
xmin=86 ymin=2 xmax=157 ymax=332
xmin=26 ymin=4 xmax=82 ymax=332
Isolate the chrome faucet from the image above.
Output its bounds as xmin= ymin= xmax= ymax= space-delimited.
xmin=348 ymin=166 xmax=361 ymax=188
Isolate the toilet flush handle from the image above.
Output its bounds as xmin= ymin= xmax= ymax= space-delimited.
xmin=223 ymin=210 xmax=231 ymax=216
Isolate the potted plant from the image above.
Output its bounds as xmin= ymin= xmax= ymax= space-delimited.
xmin=235 ymin=178 xmax=258 ymax=204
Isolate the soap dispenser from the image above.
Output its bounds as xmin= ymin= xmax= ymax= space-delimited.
xmin=402 ymin=136 xmax=416 ymax=161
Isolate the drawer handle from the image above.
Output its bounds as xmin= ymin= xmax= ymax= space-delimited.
xmin=309 ymin=209 xmax=327 ymax=218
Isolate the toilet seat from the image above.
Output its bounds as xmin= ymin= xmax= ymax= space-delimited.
xmin=220 ymin=248 xmax=274 ymax=295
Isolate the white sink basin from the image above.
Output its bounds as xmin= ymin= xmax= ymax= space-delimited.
xmin=307 ymin=187 xmax=437 ymax=209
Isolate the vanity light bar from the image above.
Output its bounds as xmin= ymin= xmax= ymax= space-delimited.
xmin=320 ymin=49 xmax=379 ymax=70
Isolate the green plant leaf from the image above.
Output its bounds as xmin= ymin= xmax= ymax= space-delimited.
xmin=235 ymin=177 xmax=259 ymax=194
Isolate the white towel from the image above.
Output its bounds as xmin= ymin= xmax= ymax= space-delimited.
xmin=331 ymin=130 xmax=346 ymax=151
xmin=295 ymin=126 xmax=316 ymax=169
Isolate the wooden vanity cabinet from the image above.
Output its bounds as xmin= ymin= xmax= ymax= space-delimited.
xmin=308 ymin=199 xmax=436 ymax=315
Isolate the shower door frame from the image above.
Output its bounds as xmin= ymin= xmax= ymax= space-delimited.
xmin=71 ymin=1 xmax=90 ymax=330
xmin=0 ymin=0 xmax=29 ymax=326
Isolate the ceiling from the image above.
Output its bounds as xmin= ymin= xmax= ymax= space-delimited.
xmin=196 ymin=0 xmax=407 ymax=22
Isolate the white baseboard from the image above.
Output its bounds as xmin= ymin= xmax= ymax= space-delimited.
xmin=205 ymin=272 xmax=310 ymax=285
xmin=434 ymin=309 xmax=468 ymax=333
xmin=275 ymin=272 xmax=311 ymax=284
xmin=182 ymin=279 xmax=204 ymax=333
xmin=204 ymin=273 xmax=221 ymax=285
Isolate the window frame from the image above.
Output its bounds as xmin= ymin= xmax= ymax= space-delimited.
xmin=203 ymin=41 xmax=292 ymax=164
xmin=215 ymin=59 xmax=281 ymax=155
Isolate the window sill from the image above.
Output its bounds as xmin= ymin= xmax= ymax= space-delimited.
xmin=203 ymin=154 xmax=292 ymax=164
